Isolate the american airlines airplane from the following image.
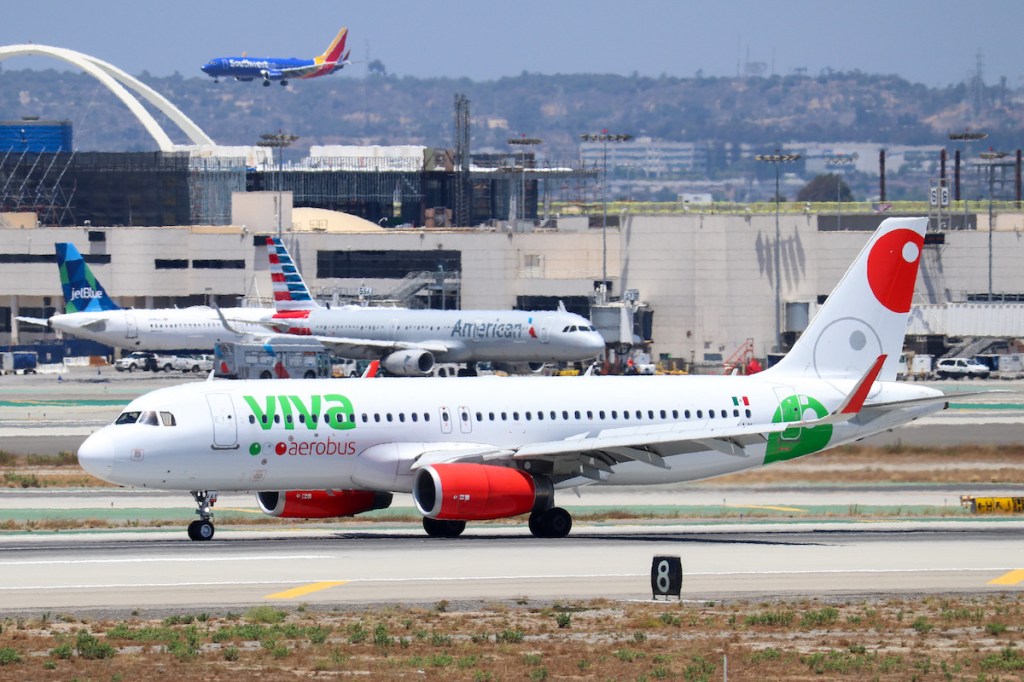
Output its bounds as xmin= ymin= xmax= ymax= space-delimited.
xmin=78 ymin=218 xmax=959 ymax=541
xmin=17 ymin=243 xmax=271 ymax=351
xmin=262 ymin=237 xmax=606 ymax=375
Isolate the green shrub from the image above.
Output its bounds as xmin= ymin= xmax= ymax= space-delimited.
xmin=76 ymin=631 xmax=115 ymax=660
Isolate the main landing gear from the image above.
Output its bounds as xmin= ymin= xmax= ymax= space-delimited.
xmin=422 ymin=518 xmax=466 ymax=538
xmin=528 ymin=507 xmax=572 ymax=538
xmin=188 ymin=490 xmax=217 ymax=541
xmin=421 ymin=507 xmax=573 ymax=539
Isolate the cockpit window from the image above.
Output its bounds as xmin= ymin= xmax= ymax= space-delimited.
xmin=115 ymin=411 xmax=140 ymax=425
xmin=160 ymin=412 xmax=177 ymax=427
xmin=139 ymin=411 xmax=160 ymax=426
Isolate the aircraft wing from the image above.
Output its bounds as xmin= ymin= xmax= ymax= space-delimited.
xmin=15 ymin=316 xmax=52 ymax=328
xmin=314 ymin=335 xmax=452 ymax=357
xmin=406 ymin=420 xmax=795 ymax=481
xmin=407 ymin=356 xmax=899 ymax=478
xmin=280 ymin=61 xmax=341 ymax=78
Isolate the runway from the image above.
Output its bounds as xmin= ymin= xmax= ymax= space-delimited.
xmin=1 ymin=522 xmax=1022 ymax=613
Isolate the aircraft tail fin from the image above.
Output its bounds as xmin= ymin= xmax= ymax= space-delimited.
xmin=55 ymin=242 xmax=120 ymax=313
xmin=266 ymin=237 xmax=320 ymax=311
xmin=317 ymin=27 xmax=348 ymax=65
xmin=764 ymin=217 xmax=927 ymax=382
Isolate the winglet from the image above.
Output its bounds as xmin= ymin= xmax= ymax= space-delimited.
xmin=838 ymin=354 xmax=887 ymax=415
xmin=361 ymin=360 xmax=380 ymax=378
xmin=803 ymin=354 xmax=887 ymax=427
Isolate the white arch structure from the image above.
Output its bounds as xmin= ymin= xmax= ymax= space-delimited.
xmin=0 ymin=44 xmax=215 ymax=151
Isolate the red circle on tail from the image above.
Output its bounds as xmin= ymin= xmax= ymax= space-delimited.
xmin=866 ymin=228 xmax=923 ymax=313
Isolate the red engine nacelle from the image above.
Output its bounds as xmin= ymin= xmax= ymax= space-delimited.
xmin=413 ymin=463 xmax=551 ymax=521
xmin=256 ymin=489 xmax=392 ymax=519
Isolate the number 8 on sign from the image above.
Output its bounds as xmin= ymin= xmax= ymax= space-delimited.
xmin=651 ymin=555 xmax=682 ymax=599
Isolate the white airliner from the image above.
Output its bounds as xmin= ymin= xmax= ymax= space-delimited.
xmin=263 ymin=237 xmax=606 ymax=375
xmin=18 ymin=243 xmax=271 ymax=351
xmin=78 ymin=218 xmax=955 ymax=541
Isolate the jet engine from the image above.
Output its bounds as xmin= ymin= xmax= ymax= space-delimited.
xmin=382 ymin=349 xmax=434 ymax=376
xmin=492 ymin=361 xmax=547 ymax=375
xmin=256 ymin=490 xmax=392 ymax=519
xmin=413 ymin=463 xmax=553 ymax=521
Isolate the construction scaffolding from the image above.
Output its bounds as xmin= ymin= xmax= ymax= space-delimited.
xmin=189 ymin=156 xmax=247 ymax=226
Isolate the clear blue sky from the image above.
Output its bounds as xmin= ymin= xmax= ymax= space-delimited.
xmin=2 ymin=0 xmax=1022 ymax=87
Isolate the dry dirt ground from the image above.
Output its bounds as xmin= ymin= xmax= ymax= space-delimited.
xmin=1 ymin=595 xmax=1023 ymax=680
xmin=1 ymin=446 xmax=1023 ymax=678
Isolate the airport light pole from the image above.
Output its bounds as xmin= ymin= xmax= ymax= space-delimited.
xmin=755 ymin=150 xmax=801 ymax=353
xmin=980 ymin=150 xmax=1007 ymax=301
xmin=826 ymin=153 xmax=855 ymax=230
xmin=257 ymin=132 xmax=299 ymax=238
xmin=508 ymin=135 xmax=542 ymax=221
xmin=948 ymin=130 xmax=987 ymax=228
xmin=580 ymin=131 xmax=633 ymax=302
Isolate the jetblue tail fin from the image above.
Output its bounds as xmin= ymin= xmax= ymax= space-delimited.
xmin=56 ymin=243 xmax=120 ymax=313
xmin=266 ymin=237 xmax=320 ymax=312
xmin=765 ymin=217 xmax=927 ymax=382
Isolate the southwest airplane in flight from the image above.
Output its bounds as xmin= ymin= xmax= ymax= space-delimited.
xmin=17 ymin=243 xmax=270 ymax=351
xmin=201 ymin=27 xmax=350 ymax=86
xmin=79 ymin=218 xmax=959 ymax=541
xmin=261 ymin=237 xmax=606 ymax=375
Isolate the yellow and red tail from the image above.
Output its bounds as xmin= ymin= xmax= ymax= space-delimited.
xmin=316 ymin=27 xmax=348 ymax=65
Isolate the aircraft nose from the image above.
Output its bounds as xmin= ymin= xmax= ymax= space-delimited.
xmin=78 ymin=428 xmax=115 ymax=482
xmin=584 ymin=332 xmax=607 ymax=354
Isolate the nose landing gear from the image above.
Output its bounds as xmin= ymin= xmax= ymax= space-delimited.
xmin=187 ymin=490 xmax=218 ymax=541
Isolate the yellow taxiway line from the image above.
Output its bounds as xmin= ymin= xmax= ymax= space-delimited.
xmin=265 ymin=581 xmax=349 ymax=600
xmin=988 ymin=570 xmax=1024 ymax=586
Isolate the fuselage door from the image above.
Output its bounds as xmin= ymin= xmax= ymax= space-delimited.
xmin=125 ymin=311 xmax=138 ymax=340
xmin=439 ymin=406 xmax=453 ymax=434
xmin=206 ymin=393 xmax=239 ymax=449
xmin=457 ymin=405 xmax=472 ymax=434
xmin=771 ymin=385 xmax=801 ymax=441
xmin=537 ymin=317 xmax=550 ymax=344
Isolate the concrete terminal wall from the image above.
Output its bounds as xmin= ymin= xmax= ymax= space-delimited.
xmin=3 ymin=215 xmax=1022 ymax=359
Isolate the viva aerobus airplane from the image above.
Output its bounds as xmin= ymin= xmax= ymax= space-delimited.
xmin=262 ymin=237 xmax=607 ymax=375
xmin=78 ymin=218 xmax=955 ymax=541
xmin=200 ymin=27 xmax=350 ymax=86
xmin=18 ymin=243 xmax=271 ymax=351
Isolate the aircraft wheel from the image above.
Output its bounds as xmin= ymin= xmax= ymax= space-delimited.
xmin=422 ymin=518 xmax=466 ymax=538
xmin=280 ymin=80 xmax=288 ymax=86
xmin=262 ymin=81 xmax=271 ymax=87
xmin=259 ymin=370 xmax=272 ymax=379
xmin=187 ymin=520 xmax=215 ymax=541
xmin=530 ymin=507 xmax=572 ymax=538
xmin=303 ymin=370 xmax=316 ymax=379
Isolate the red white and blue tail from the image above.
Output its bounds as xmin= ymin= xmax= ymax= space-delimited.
xmin=266 ymin=237 xmax=319 ymax=312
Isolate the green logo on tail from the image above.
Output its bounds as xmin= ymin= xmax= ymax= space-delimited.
xmin=765 ymin=394 xmax=833 ymax=464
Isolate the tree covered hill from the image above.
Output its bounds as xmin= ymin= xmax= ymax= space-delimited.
xmin=1 ymin=67 xmax=1021 ymax=161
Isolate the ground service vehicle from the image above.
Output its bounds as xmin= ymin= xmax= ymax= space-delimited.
xmin=1 ymin=351 xmax=38 ymax=374
xmin=934 ymin=357 xmax=990 ymax=380
xmin=214 ymin=337 xmax=332 ymax=379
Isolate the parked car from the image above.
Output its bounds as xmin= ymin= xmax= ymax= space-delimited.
xmin=934 ymin=357 xmax=990 ymax=380
xmin=115 ymin=352 xmax=179 ymax=372
xmin=173 ymin=354 xmax=214 ymax=374
xmin=115 ymin=352 xmax=157 ymax=372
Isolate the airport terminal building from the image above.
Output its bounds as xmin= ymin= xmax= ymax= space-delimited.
xmin=4 ymin=208 xmax=1024 ymax=368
